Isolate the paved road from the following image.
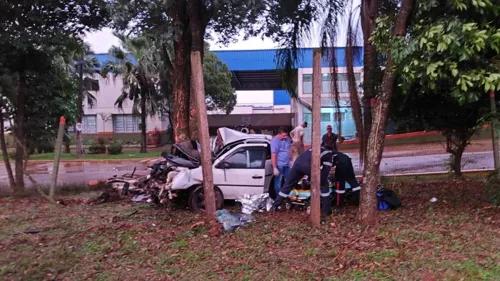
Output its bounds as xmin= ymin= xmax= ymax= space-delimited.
xmin=0 ymin=151 xmax=495 ymax=186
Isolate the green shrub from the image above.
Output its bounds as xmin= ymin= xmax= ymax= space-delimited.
xmin=96 ymin=137 xmax=106 ymax=145
xmin=88 ymin=143 xmax=106 ymax=154
xmin=36 ymin=142 xmax=55 ymax=154
xmin=107 ymin=141 xmax=123 ymax=155
xmin=8 ymin=151 xmax=16 ymax=160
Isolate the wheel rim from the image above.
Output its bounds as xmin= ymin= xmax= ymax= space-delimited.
xmin=194 ymin=188 xmax=221 ymax=212
xmin=196 ymin=191 xmax=206 ymax=210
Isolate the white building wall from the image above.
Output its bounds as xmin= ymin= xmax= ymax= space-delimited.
xmin=208 ymin=90 xmax=291 ymax=115
xmin=83 ymin=74 xmax=163 ymax=133
xmin=295 ymin=66 xmax=363 ymax=126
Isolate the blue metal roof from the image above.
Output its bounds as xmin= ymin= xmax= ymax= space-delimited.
xmin=95 ymin=47 xmax=363 ymax=72
xmin=95 ymin=53 xmax=136 ymax=66
xmin=213 ymin=47 xmax=363 ymax=71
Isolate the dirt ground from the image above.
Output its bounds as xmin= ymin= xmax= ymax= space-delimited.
xmin=340 ymin=139 xmax=495 ymax=158
xmin=1 ymin=180 xmax=499 ymax=281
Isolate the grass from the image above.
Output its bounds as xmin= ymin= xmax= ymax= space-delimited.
xmin=26 ymin=151 xmax=161 ymax=161
xmin=0 ymin=180 xmax=499 ymax=280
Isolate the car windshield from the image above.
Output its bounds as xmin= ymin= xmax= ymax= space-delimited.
xmin=214 ymin=142 xmax=239 ymax=160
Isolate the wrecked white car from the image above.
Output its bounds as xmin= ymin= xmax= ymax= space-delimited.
xmin=162 ymin=127 xmax=274 ymax=212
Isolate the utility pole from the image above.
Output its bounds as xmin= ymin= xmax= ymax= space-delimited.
xmin=310 ymin=49 xmax=322 ymax=227
xmin=49 ymin=116 xmax=66 ymax=203
xmin=490 ymin=90 xmax=500 ymax=173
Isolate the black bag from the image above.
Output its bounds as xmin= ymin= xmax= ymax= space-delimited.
xmin=376 ymin=186 xmax=401 ymax=210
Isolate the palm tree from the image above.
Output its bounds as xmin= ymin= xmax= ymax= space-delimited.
xmin=72 ymin=43 xmax=100 ymax=158
xmin=101 ymin=34 xmax=163 ymax=153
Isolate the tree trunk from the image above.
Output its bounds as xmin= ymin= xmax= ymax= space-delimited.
xmin=76 ymin=52 xmax=84 ymax=158
xmin=0 ymin=111 xmax=16 ymax=189
xmin=189 ymin=75 xmax=198 ymax=140
xmin=172 ymin=0 xmax=191 ymax=143
xmin=189 ymin=0 xmax=216 ymax=220
xmin=361 ymin=0 xmax=378 ymax=164
xmin=345 ymin=31 xmax=364 ymax=165
xmin=64 ymin=141 xmax=70 ymax=153
xmin=360 ymin=0 xmax=415 ymax=226
xmin=451 ymin=152 xmax=464 ymax=177
xmin=444 ymin=131 xmax=471 ymax=178
xmin=310 ymin=49 xmax=322 ymax=227
xmin=140 ymin=95 xmax=147 ymax=153
xmin=14 ymin=73 xmax=27 ymax=192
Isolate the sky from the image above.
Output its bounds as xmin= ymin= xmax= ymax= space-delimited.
xmin=84 ymin=28 xmax=280 ymax=53
xmin=83 ymin=0 xmax=361 ymax=53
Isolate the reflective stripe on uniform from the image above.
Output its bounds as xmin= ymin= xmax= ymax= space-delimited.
xmin=279 ymin=192 xmax=289 ymax=198
xmin=321 ymin=192 xmax=330 ymax=197
xmin=320 ymin=150 xmax=330 ymax=157
xmin=322 ymin=162 xmax=332 ymax=166
xmin=352 ymin=186 xmax=361 ymax=191
xmin=335 ymin=190 xmax=345 ymax=194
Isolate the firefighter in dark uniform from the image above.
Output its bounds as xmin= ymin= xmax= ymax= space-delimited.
xmin=330 ymin=150 xmax=361 ymax=209
xmin=272 ymin=147 xmax=334 ymax=217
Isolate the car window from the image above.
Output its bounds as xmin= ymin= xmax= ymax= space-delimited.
xmin=224 ymin=146 xmax=266 ymax=169
xmin=249 ymin=148 xmax=266 ymax=168
xmin=225 ymin=150 xmax=247 ymax=169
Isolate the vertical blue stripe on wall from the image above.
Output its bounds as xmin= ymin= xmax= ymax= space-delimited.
xmin=273 ymin=90 xmax=291 ymax=105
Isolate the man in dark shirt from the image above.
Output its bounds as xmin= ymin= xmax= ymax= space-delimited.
xmin=322 ymin=125 xmax=338 ymax=151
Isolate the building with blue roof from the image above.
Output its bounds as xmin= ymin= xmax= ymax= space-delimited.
xmin=83 ymin=47 xmax=363 ymax=143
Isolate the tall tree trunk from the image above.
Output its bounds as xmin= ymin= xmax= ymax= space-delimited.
xmin=172 ymin=0 xmax=191 ymax=143
xmin=361 ymin=0 xmax=415 ymax=226
xmin=189 ymin=77 xmax=199 ymax=140
xmin=14 ymin=73 xmax=26 ymax=192
xmin=361 ymin=0 xmax=378 ymax=164
xmin=0 ymin=111 xmax=16 ymax=189
xmin=140 ymin=95 xmax=147 ymax=153
xmin=345 ymin=24 xmax=364 ymax=164
xmin=189 ymin=0 xmax=216 ymax=220
xmin=310 ymin=49 xmax=322 ymax=227
xmin=76 ymin=52 xmax=84 ymax=158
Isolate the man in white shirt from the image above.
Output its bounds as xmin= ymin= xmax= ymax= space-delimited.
xmin=290 ymin=121 xmax=307 ymax=157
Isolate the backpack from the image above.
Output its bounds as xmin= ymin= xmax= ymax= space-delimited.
xmin=376 ymin=186 xmax=401 ymax=210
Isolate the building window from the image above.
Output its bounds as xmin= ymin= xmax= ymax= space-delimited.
xmin=81 ymin=115 xmax=97 ymax=134
xmin=321 ymin=113 xmax=331 ymax=122
xmin=113 ymin=114 xmax=141 ymax=133
xmin=336 ymin=73 xmax=361 ymax=93
xmin=322 ymin=74 xmax=331 ymax=93
xmin=303 ymin=74 xmax=312 ymax=94
xmin=334 ymin=112 xmax=346 ymax=122
xmin=304 ymin=73 xmax=361 ymax=94
xmin=83 ymin=78 xmax=100 ymax=91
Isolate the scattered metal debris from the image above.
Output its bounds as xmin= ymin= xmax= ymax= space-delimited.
xmin=236 ymin=193 xmax=274 ymax=215
xmin=215 ymin=209 xmax=255 ymax=232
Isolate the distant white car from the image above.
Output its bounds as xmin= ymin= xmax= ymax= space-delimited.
xmin=162 ymin=127 xmax=275 ymax=211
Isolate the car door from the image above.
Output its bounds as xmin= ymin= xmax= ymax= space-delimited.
xmin=214 ymin=144 xmax=267 ymax=200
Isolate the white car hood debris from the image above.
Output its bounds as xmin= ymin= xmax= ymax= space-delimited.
xmin=170 ymin=167 xmax=203 ymax=190
xmin=216 ymin=127 xmax=272 ymax=146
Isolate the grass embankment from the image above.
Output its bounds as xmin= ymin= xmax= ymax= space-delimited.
xmin=0 ymin=180 xmax=499 ymax=280
xmin=27 ymin=151 xmax=161 ymax=161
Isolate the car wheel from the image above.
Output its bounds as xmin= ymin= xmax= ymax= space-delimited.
xmin=188 ymin=185 xmax=224 ymax=212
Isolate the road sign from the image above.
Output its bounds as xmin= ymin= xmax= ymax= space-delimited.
xmin=75 ymin=122 xmax=83 ymax=132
